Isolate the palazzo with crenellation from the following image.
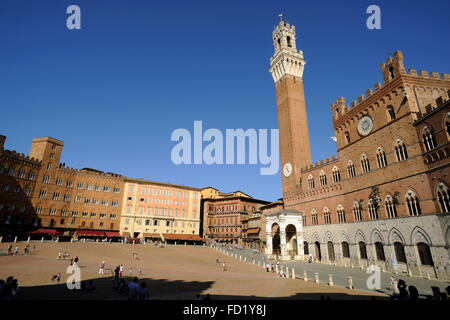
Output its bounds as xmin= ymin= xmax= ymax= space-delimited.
xmin=265 ymin=18 xmax=450 ymax=280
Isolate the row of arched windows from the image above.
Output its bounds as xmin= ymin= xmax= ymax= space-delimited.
xmin=303 ymin=240 xmax=434 ymax=266
xmin=306 ymin=141 xmax=409 ymax=190
xmin=306 ymin=190 xmax=424 ymax=225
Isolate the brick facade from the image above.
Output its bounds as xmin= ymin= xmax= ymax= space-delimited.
xmin=268 ymin=19 xmax=450 ymax=279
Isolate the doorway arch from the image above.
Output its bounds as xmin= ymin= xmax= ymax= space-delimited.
xmin=272 ymin=223 xmax=280 ymax=256
xmin=327 ymin=241 xmax=335 ymax=262
xmin=314 ymin=241 xmax=321 ymax=261
xmin=286 ymin=224 xmax=297 ymax=256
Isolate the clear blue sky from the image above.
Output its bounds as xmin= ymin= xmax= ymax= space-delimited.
xmin=1 ymin=0 xmax=449 ymax=202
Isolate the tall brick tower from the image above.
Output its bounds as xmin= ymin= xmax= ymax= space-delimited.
xmin=269 ymin=18 xmax=311 ymax=192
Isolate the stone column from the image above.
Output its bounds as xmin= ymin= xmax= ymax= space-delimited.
xmin=280 ymin=230 xmax=288 ymax=260
xmin=265 ymin=232 xmax=272 ymax=256
xmin=367 ymin=243 xmax=376 ymax=267
xmin=295 ymin=232 xmax=304 ymax=260
xmin=335 ymin=242 xmax=342 ymax=266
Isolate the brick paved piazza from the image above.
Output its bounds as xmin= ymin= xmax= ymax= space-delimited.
xmin=0 ymin=241 xmax=386 ymax=300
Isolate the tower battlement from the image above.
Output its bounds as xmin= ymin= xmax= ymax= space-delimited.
xmin=269 ymin=18 xmax=305 ymax=83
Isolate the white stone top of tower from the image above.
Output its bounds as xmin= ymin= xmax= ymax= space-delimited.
xmin=269 ymin=19 xmax=306 ymax=83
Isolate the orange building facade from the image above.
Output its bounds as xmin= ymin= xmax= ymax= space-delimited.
xmin=0 ymin=135 xmax=121 ymax=239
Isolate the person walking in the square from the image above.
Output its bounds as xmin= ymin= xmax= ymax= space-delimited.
xmin=119 ymin=265 xmax=124 ymax=278
xmin=99 ymin=261 xmax=105 ymax=275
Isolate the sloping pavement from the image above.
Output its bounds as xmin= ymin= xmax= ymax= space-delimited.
xmin=213 ymin=244 xmax=449 ymax=298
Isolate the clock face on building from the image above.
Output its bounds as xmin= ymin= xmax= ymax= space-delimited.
xmin=283 ymin=162 xmax=292 ymax=177
xmin=358 ymin=115 xmax=374 ymax=136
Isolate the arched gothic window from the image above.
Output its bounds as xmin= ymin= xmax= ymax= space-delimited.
xmin=385 ymin=195 xmax=397 ymax=218
xmin=417 ymin=242 xmax=434 ymax=266
xmin=361 ymin=154 xmax=371 ymax=174
xmin=387 ymin=105 xmax=396 ymax=120
xmin=368 ymin=199 xmax=378 ymax=220
xmin=345 ymin=132 xmax=351 ymax=144
xmin=406 ymin=190 xmax=421 ymax=216
xmin=353 ymin=201 xmax=362 ymax=221
xmin=323 ymin=207 xmax=331 ymax=224
xmin=437 ymin=183 xmax=450 ymax=213
xmin=395 ymin=139 xmax=408 ymax=161
xmin=311 ymin=209 xmax=318 ymax=225
xmin=422 ymin=125 xmax=437 ymax=152
xmin=319 ymin=171 xmax=327 ymax=186
xmin=376 ymin=147 xmax=387 ymax=168
xmin=337 ymin=205 xmax=346 ymax=223
xmin=347 ymin=160 xmax=356 ymax=178
xmin=286 ymin=36 xmax=292 ymax=47
xmin=332 ymin=166 xmax=341 ymax=183
xmin=308 ymin=175 xmax=315 ymax=189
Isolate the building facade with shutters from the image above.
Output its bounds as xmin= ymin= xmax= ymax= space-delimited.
xmin=119 ymin=179 xmax=202 ymax=242
xmin=0 ymin=135 xmax=125 ymax=238
xmin=267 ymin=18 xmax=450 ymax=279
xmin=202 ymin=191 xmax=270 ymax=245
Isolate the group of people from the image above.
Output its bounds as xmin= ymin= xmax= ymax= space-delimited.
xmin=113 ymin=276 xmax=149 ymax=300
xmin=57 ymin=251 xmax=71 ymax=260
xmin=0 ymin=277 xmax=19 ymax=300
xmin=216 ymin=257 xmax=227 ymax=271
xmin=390 ymin=276 xmax=450 ymax=301
xmin=112 ymin=264 xmax=144 ymax=279
xmin=6 ymin=245 xmax=34 ymax=256
xmin=265 ymin=261 xmax=280 ymax=273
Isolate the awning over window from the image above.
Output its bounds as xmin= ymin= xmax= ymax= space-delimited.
xmin=75 ymin=230 xmax=106 ymax=237
xmin=122 ymin=232 xmax=131 ymax=238
xmin=162 ymin=234 xmax=205 ymax=241
xmin=143 ymin=233 xmax=161 ymax=238
xmin=27 ymin=228 xmax=62 ymax=236
xmin=105 ymin=231 xmax=122 ymax=238
xmin=246 ymin=228 xmax=260 ymax=235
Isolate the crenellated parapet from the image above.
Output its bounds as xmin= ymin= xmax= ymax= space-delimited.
xmin=56 ymin=164 xmax=124 ymax=180
xmin=414 ymin=94 xmax=450 ymax=122
xmin=300 ymin=155 xmax=338 ymax=172
xmin=332 ymin=50 xmax=450 ymax=126
xmin=0 ymin=149 xmax=42 ymax=167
